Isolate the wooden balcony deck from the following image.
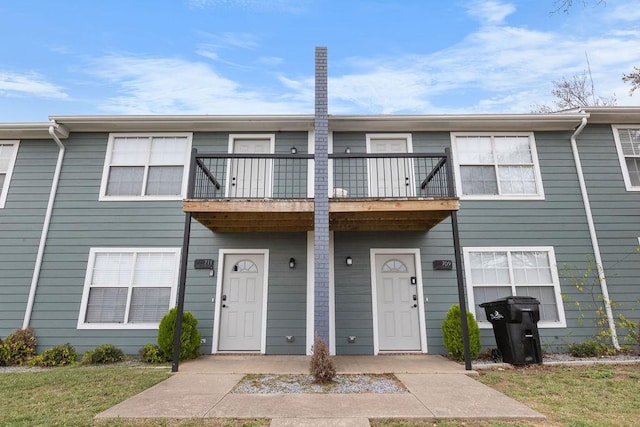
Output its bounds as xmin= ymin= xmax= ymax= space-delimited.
xmin=183 ymin=198 xmax=459 ymax=232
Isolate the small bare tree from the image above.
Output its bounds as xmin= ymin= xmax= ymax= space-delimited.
xmin=623 ymin=67 xmax=640 ymax=95
xmin=552 ymin=0 xmax=605 ymax=14
xmin=533 ymin=72 xmax=616 ymax=113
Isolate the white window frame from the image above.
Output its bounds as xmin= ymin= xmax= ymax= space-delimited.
xmin=99 ymin=133 xmax=193 ymax=201
xmin=612 ymin=125 xmax=640 ymax=192
xmin=77 ymin=247 xmax=180 ymax=330
xmin=463 ymin=246 xmax=566 ymax=329
xmin=451 ymin=132 xmax=545 ymax=200
xmin=0 ymin=140 xmax=19 ymax=209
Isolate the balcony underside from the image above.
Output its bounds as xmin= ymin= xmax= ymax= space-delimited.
xmin=184 ymin=198 xmax=459 ymax=232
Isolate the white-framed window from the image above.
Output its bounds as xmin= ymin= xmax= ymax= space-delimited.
xmin=612 ymin=125 xmax=640 ymax=191
xmin=451 ymin=133 xmax=544 ymax=200
xmin=463 ymin=246 xmax=566 ymax=328
xmin=99 ymin=133 xmax=192 ymax=201
xmin=77 ymin=248 xmax=180 ymax=329
xmin=0 ymin=140 xmax=19 ymax=208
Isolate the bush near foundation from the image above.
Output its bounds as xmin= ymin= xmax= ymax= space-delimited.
xmin=442 ymin=304 xmax=481 ymax=361
xmin=81 ymin=344 xmax=125 ymax=365
xmin=1 ymin=327 xmax=37 ymax=365
xmin=139 ymin=343 xmax=166 ymax=364
xmin=157 ymin=307 xmax=201 ymax=361
xmin=29 ymin=344 xmax=78 ymax=367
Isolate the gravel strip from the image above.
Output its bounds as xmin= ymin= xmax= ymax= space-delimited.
xmin=232 ymin=374 xmax=408 ymax=394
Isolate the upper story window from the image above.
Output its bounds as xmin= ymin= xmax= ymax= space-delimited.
xmin=451 ymin=133 xmax=544 ymax=200
xmin=612 ymin=126 xmax=640 ymax=191
xmin=0 ymin=141 xmax=19 ymax=209
xmin=100 ymin=133 xmax=192 ymax=201
xmin=463 ymin=246 xmax=565 ymax=328
xmin=78 ymin=248 xmax=179 ymax=329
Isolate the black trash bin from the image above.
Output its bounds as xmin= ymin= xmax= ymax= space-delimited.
xmin=479 ymin=296 xmax=543 ymax=365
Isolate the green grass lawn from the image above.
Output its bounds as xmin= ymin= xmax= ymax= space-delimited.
xmin=1 ymin=363 xmax=638 ymax=426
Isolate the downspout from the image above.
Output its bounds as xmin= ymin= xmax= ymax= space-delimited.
xmin=22 ymin=121 xmax=69 ymax=328
xmin=570 ymin=116 xmax=620 ymax=349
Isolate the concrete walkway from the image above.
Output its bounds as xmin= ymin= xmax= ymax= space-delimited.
xmin=96 ymin=355 xmax=545 ymax=425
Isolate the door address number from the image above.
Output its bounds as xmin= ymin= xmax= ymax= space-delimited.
xmin=432 ymin=260 xmax=453 ymax=270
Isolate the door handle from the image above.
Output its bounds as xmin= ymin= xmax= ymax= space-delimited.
xmin=222 ymin=294 xmax=227 ymax=301
xmin=222 ymin=304 xmax=227 ymax=308
xmin=405 ymin=177 xmax=410 ymax=186
xmin=411 ymin=304 xmax=417 ymax=308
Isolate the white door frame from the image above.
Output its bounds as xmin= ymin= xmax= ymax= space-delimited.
xmin=212 ymin=249 xmax=269 ymax=354
xmin=226 ymin=134 xmax=275 ymax=198
xmin=365 ymin=134 xmax=416 ymax=198
xmin=370 ymin=248 xmax=427 ymax=355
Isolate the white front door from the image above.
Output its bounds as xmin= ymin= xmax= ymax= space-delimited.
xmin=368 ymin=138 xmax=415 ymax=197
xmin=374 ymin=253 xmax=421 ymax=352
xmin=218 ymin=253 xmax=266 ymax=351
xmin=228 ymin=138 xmax=273 ymax=198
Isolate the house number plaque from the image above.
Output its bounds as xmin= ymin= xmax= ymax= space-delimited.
xmin=432 ymin=260 xmax=453 ymax=270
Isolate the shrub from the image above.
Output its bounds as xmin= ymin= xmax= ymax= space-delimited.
xmin=442 ymin=304 xmax=481 ymax=361
xmin=568 ymin=340 xmax=612 ymax=358
xmin=157 ymin=307 xmax=201 ymax=361
xmin=81 ymin=344 xmax=125 ymax=365
xmin=139 ymin=343 xmax=166 ymax=364
xmin=4 ymin=327 xmax=37 ymax=365
xmin=0 ymin=343 xmax=9 ymax=366
xmin=29 ymin=343 xmax=78 ymax=367
xmin=310 ymin=335 xmax=335 ymax=384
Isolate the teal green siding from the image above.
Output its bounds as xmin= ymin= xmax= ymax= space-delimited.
xmin=0 ymin=140 xmax=57 ymax=337
xmin=27 ymin=131 xmax=309 ymax=355
xmin=577 ymin=124 xmax=640 ymax=347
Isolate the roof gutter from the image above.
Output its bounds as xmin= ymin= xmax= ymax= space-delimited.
xmin=23 ymin=121 xmax=69 ymax=328
xmin=570 ymin=116 xmax=620 ymax=349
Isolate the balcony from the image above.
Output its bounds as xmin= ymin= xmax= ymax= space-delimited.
xmin=183 ymin=151 xmax=458 ymax=232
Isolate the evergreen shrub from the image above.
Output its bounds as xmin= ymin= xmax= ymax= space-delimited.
xmin=157 ymin=307 xmax=201 ymax=361
xmin=442 ymin=304 xmax=481 ymax=361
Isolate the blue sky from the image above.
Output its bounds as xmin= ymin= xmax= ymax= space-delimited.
xmin=1 ymin=0 xmax=639 ymax=121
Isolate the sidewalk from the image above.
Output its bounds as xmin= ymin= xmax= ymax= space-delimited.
xmin=96 ymin=355 xmax=545 ymax=425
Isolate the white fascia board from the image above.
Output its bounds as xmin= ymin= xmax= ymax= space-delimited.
xmin=0 ymin=123 xmax=68 ymax=140
xmin=49 ymin=115 xmax=315 ymax=132
xmin=329 ymin=113 xmax=589 ymax=132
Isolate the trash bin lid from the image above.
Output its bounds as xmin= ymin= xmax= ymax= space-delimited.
xmin=479 ymin=296 xmax=540 ymax=307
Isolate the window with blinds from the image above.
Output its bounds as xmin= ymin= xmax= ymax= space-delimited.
xmin=612 ymin=126 xmax=640 ymax=191
xmin=463 ymin=246 xmax=566 ymax=328
xmin=0 ymin=141 xmax=19 ymax=208
xmin=99 ymin=133 xmax=192 ymax=200
xmin=78 ymin=248 xmax=179 ymax=329
xmin=451 ymin=133 xmax=544 ymax=200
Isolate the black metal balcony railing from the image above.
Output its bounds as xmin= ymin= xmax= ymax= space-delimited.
xmin=330 ymin=152 xmax=452 ymax=198
xmin=189 ymin=150 xmax=454 ymax=199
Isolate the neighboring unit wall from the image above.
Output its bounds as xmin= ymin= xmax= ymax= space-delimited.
xmin=186 ymin=228 xmax=308 ymax=355
xmin=576 ymin=124 xmax=640 ymax=347
xmin=0 ymin=140 xmax=57 ymax=337
xmin=26 ymin=130 xmax=310 ymax=355
xmin=332 ymin=131 xmax=458 ymax=355
xmin=456 ymin=131 xmax=599 ymax=350
xmin=28 ymin=132 xmax=187 ymax=353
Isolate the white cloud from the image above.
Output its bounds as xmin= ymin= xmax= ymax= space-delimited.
xmin=606 ymin=1 xmax=640 ymax=22
xmin=0 ymin=71 xmax=68 ymax=99
xmin=90 ymin=54 xmax=310 ymax=114
xmin=465 ymin=0 xmax=516 ymax=25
